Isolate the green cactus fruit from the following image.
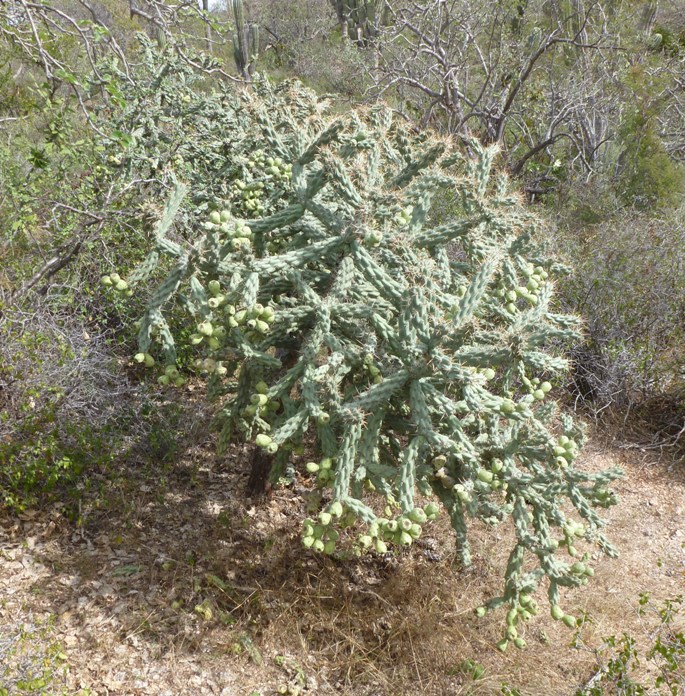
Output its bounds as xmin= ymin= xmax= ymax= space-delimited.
xmin=551 ymin=604 xmax=564 ymax=621
xmin=329 ymin=501 xmax=344 ymax=518
xmin=514 ymin=637 xmax=526 ymax=649
xmin=313 ymin=539 xmax=325 ymax=553
xmin=374 ymin=539 xmax=387 ymax=554
xmin=477 ymin=469 xmax=494 ymax=484
xmin=506 ymin=607 xmax=518 ymax=626
xmin=208 ymin=280 xmax=221 ymax=296
xmin=317 ymin=412 xmax=330 ymax=425
xmin=110 ymin=273 xmax=121 ymax=283
xmin=506 ymin=625 xmax=518 ymax=641
xmin=323 ymin=540 xmax=336 ymax=555
xmin=208 ymin=337 xmax=220 ymax=350
xmin=115 ymin=280 xmax=128 ymax=292
xmin=319 ymin=511 xmax=332 ymax=526
xmin=101 ymin=275 xmax=112 ymax=286
xmin=475 ymin=606 xmax=487 ymax=618
xmin=302 ymin=536 xmax=315 ymax=548
xmin=306 ymin=461 xmax=320 ymax=473
xmin=320 ymin=458 xmax=333 ymax=470
xmin=266 ymin=442 xmax=278 ymax=454
xmin=482 ymin=368 xmax=496 ymax=380
xmin=255 ymin=433 xmax=272 ymax=448
xmin=399 ymin=518 xmax=413 ymax=532
xmin=424 ymin=502 xmax=440 ymax=520
xmin=312 ymin=525 xmax=325 ymax=539
xmin=209 ymin=211 xmax=221 ymax=224
xmin=500 ymin=399 xmax=516 ymax=415
xmin=399 ymin=531 xmax=413 ymax=546
xmin=198 ymin=321 xmax=214 ymax=336
xmin=409 ymin=523 xmax=422 ymax=539
xmin=408 ymin=508 xmax=427 ymax=524
xmin=540 ymin=381 xmax=552 ymax=393
xmin=570 ymin=562 xmax=586 ymax=575
xmin=158 ymin=375 xmax=170 ymax=386
xmin=358 ymin=535 xmax=373 ymax=548
xmin=496 ymin=639 xmax=509 ymax=652
xmin=220 ymin=210 xmax=231 ymax=222
xmin=251 ymin=393 xmax=268 ymax=406
xmin=562 ymin=615 xmax=577 ymax=629
xmin=134 ymin=352 xmax=146 ymax=363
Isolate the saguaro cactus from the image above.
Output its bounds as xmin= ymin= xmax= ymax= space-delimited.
xmin=119 ymin=82 xmax=621 ymax=649
xmin=330 ymin=0 xmax=385 ymax=44
xmin=232 ymin=0 xmax=259 ymax=77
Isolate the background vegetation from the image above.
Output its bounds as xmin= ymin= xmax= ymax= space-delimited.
xmin=1 ymin=1 xmax=683 ymax=694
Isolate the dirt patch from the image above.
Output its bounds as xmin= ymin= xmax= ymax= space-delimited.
xmin=1 ymin=426 xmax=683 ymax=695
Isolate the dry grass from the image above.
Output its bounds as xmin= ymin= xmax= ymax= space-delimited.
xmin=1 ymin=415 xmax=683 ymax=695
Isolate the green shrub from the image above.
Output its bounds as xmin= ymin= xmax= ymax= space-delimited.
xmin=576 ymin=594 xmax=685 ymax=695
xmin=556 ymin=208 xmax=685 ymax=413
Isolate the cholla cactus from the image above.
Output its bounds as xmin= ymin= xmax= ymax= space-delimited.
xmin=124 ymin=82 xmax=621 ymax=649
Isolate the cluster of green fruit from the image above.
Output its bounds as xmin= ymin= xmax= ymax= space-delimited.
xmin=494 ymin=263 xmax=549 ymax=314
xmin=558 ymin=519 xmax=588 ymax=558
xmin=241 ymin=380 xmax=280 ymax=419
xmin=358 ymin=503 xmax=439 ymax=551
xmin=229 ymin=151 xmax=293 ymax=218
xmin=205 ymin=210 xmax=253 ymax=252
xmin=157 ymin=363 xmax=186 ymax=387
xmin=101 ymin=272 xmax=132 ymax=296
xmin=230 ymin=179 xmax=266 ymax=216
xmin=254 ymin=432 xmax=278 ymax=455
xmin=192 ymin=357 xmax=228 ymax=377
xmin=393 ymin=205 xmax=413 ymax=227
xmin=551 ymin=435 xmax=579 ymax=468
xmin=189 ymin=306 xmax=275 ymax=349
xmin=521 ymin=376 xmax=554 ymax=402
xmin=133 ymin=352 xmax=155 ymax=368
xmin=305 ymin=457 xmax=335 ymax=487
xmin=477 ymin=592 xmax=542 ymax=651
xmin=352 ymin=353 xmax=383 ymax=385
xmin=433 ymin=454 xmax=509 ymax=497
xmin=301 ymin=500 xmax=439 ymax=556
xmin=231 ymin=303 xmax=275 ymax=335
xmin=301 ymin=505 xmax=343 ymax=554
